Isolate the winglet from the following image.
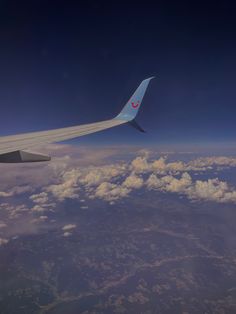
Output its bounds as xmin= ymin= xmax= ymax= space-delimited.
xmin=115 ymin=77 xmax=154 ymax=122
xmin=129 ymin=119 xmax=145 ymax=132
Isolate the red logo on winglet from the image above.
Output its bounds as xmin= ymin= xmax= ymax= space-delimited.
xmin=131 ymin=101 xmax=140 ymax=109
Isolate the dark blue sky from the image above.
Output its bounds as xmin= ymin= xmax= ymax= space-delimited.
xmin=0 ymin=1 xmax=236 ymax=145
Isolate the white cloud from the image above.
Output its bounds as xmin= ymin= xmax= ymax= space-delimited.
xmin=0 ymin=186 xmax=34 ymax=198
xmin=30 ymin=192 xmax=49 ymax=204
xmin=0 ymin=222 xmax=7 ymax=229
xmin=94 ymin=182 xmax=130 ymax=201
xmin=0 ymin=191 xmax=14 ymax=197
xmin=131 ymin=156 xmax=149 ymax=173
xmin=132 ymin=155 xmax=236 ymax=175
xmin=122 ymin=174 xmax=144 ymax=189
xmin=147 ymin=172 xmax=236 ymax=204
xmin=81 ymin=205 xmax=88 ymax=209
xmin=188 ymin=156 xmax=236 ymax=170
xmin=187 ymin=178 xmax=236 ymax=203
xmin=7 ymin=204 xmax=30 ymax=219
xmin=62 ymin=224 xmax=77 ymax=231
xmin=1 ymin=145 xmax=236 ymax=227
xmin=63 ymin=232 xmax=72 ymax=237
xmin=0 ymin=238 xmax=9 ymax=246
xmin=46 ymin=169 xmax=81 ymax=201
xmin=31 ymin=205 xmax=46 ymax=212
xmin=80 ymin=164 xmax=126 ymax=187
xmin=31 ymin=215 xmax=49 ymax=223
xmin=146 ymin=174 xmax=163 ymax=189
xmin=152 ymin=157 xmax=167 ymax=172
xmin=165 ymin=173 xmax=192 ymax=193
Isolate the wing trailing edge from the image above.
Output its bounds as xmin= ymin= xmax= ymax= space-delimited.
xmin=0 ymin=77 xmax=154 ymax=163
xmin=0 ymin=150 xmax=50 ymax=163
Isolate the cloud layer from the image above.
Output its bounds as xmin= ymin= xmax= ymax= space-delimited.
xmin=1 ymin=145 xmax=236 ymax=228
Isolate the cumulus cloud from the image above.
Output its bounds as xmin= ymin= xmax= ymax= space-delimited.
xmin=47 ymin=182 xmax=79 ymax=201
xmin=152 ymin=157 xmax=167 ymax=172
xmin=165 ymin=173 xmax=192 ymax=193
xmin=1 ymin=145 xmax=236 ymax=233
xmin=122 ymin=174 xmax=144 ymax=189
xmin=188 ymin=178 xmax=236 ymax=203
xmin=147 ymin=172 xmax=236 ymax=204
xmin=146 ymin=173 xmax=191 ymax=192
xmin=80 ymin=164 xmax=126 ymax=187
xmin=188 ymin=156 xmax=236 ymax=170
xmin=146 ymin=174 xmax=163 ymax=189
xmin=131 ymin=156 xmax=149 ymax=173
xmin=94 ymin=182 xmax=130 ymax=201
xmin=132 ymin=155 xmax=236 ymax=175
xmin=46 ymin=169 xmax=82 ymax=201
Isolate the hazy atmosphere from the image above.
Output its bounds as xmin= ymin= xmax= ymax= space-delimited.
xmin=0 ymin=1 xmax=236 ymax=314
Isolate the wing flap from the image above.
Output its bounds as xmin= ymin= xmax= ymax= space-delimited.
xmin=0 ymin=150 xmax=50 ymax=163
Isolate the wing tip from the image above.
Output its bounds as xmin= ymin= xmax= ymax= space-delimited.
xmin=115 ymin=76 xmax=154 ymax=122
xmin=145 ymin=76 xmax=155 ymax=81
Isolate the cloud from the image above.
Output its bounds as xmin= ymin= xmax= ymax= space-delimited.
xmin=30 ymin=192 xmax=49 ymax=204
xmin=62 ymin=224 xmax=77 ymax=231
xmin=1 ymin=144 xmax=236 ymax=234
xmin=31 ymin=215 xmax=49 ymax=224
xmin=47 ymin=183 xmax=79 ymax=201
xmin=187 ymin=178 xmax=236 ymax=203
xmin=147 ymin=172 xmax=236 ymax=204
xmin=188 ymin=156 xmax=236 ymax=170
xmin=80 ymin=164 xmax=126 ymax=187
xmin=30 ymin=200 xmax=56 ymax=213
xmin=146 ymin=173 xmax=191 ymax=192
xmin=122 ymin=174 xmax=144 ymax=189
xmin=146 ymin=174 xmax=163 ymax=189
xmin=93 ymin=174 xmax=143 ymax=202
xmin=152 ymin=157 xmax=167 ymax=172
xmin=165 ymin=173 xmax=192 ymax=193
xmin=61 ymin=224 xmax=77 ymax=238
xmin=0 ymin=191 xmax=14 ymax=197
xmin=94 ymin=182 xmax=130 ymax=201
xmin=0 ymin=238 xmax=9 ymax=246
xmin=6 ymin=204 xmax=31 ymax=219
xmin=0 ymin=186 xmax=33 ymax=198
xmin=0 ymin=222 xmax=7 ymax=229
xmin=132 ymin=155 xmax=236 ymax=175
xmin=31 ymin=205 xmax=47 ymax=212
xmin=131 ymin=156 xmax=149 ymax=173
xmin=63 ymin=232 xmax=72 ymax=237
xmin=39 ymin=215 xmax=48 ymax=220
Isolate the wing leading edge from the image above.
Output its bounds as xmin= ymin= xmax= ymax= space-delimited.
xmin=0 ymin=77 xmax=154 ymax=163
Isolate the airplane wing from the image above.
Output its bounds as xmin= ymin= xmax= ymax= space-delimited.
xmin=0 ymin=77 xmax=154 ymax=163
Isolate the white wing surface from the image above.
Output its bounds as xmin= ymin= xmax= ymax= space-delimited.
xmin=0 ymin=77 xmax=153 ymax=163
